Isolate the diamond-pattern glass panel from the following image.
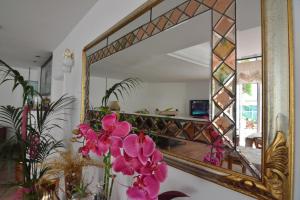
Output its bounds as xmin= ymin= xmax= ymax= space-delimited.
xmin=213 ymin=11 xmax=222 ymax=26
xmin=224 ymin=102 xmax=235 ymax=121
xmin=213 ymin=0 xmax=233 ymax=14
xmin=225 ymin=25 xmax=236 ymax=44
xmin=213 ymin=63 xmax=234 ymax=84
xmin=184 ymin=0 xmax=201 ymax=17
xmin=170 ymin=8 xmax=183 ymax=24
xmin=213 ymin=31 xmax=222 ymax=48
xmin=225 ymin=1 xmax=236 ymax=19
xmin=195 ymin=4 xmax=210 ymax=15
xmin=212 ymin=78 xmax=223 ymax=94
xmin=225 ymin=50 xmax=236 ymax=69
xmin=203 ymin=0 xmax=217 ymax=7
xmin=212 ymin=101 xmax=223 ymax=119
xmin=214 ymin=38 xmax=235 ymax=59
xmin=156 ymin=16 xmax=168 ymax=30
xmin=213 ymin=114 xmax=233 ymax=134
xmin=225 ymin=76 xmax=235 ymax=94
xmin=213 ymin=88 xmax=233 ymax=109
xmin=214 ymin=16 xmax=234 ymax=36
xmin=212 ymin=53 xmax=222 ymax=71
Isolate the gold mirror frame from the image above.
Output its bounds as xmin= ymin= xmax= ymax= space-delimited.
xmin=80 ymin=0 xmax=295 ymax=199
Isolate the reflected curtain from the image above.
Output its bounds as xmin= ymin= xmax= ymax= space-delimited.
xmin=237 ymin=60 xmax=262 ymax=84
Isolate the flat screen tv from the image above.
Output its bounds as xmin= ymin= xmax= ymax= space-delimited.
xmin=190 ymin=100 xmax=209 ymax=117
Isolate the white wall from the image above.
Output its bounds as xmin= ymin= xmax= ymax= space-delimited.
xmin=51 ymin=0 xmax=256 ymax=199
xmin=90 ymin=76 xmax=210 ymax=117
xmin=0 ymin=67 xmax=40 ymax=107
xmin=293 ymin=1 xmax=299 ymax=200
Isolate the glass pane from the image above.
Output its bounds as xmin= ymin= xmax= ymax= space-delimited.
xmin=214 ymin=38 xmax=235 ymax=59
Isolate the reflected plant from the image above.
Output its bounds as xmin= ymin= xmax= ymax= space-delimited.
xmin=101 ymin=77 xmax=142 ymax=107
xmin=203 ymin=129 xmax=225 ymax=166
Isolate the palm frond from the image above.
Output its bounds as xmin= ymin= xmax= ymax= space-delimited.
xmin=102 ymin=77 xmax=142 ymax=106
xmin=0 ymin=59 xmax=37 ymax=105
xmin=0 ymin=106 xmax=22 ymax=132
xmin=36 ymin=95 xmax=75 ymax=134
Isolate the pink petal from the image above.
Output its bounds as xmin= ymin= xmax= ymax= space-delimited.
xmin=96 ymin=138 xmax=110 ymax=156
xmin=127 ymin=186 xmax=147 ymax=200
xmin=111 ymin=121 xmax=131 ymax=137
xmin=143 ymin=175 xmax=160 ymax=198
xmin=112 ymin=156 xmax=134 ymax=175
xmin=154 ymin=162 xmax=168 ymax=182
xmin=151 ymin=150 xmax=163 ymax=163
xmin=85 ymin=129 xmax=97 ymax=140
xmin=125 ymin=154 xmax=143 ymax=172
xmin=138 ymin=149 xmax=149 ymax=165
xmin=142 ymin=135 xmax=155 ymax=157
xmin=79 ymin=146 xmax=90 ymax=156
xmin=101 ymin=113 xmax=117 ymax=131
xmin=110 ymin=136 xmax=122 ymax=157
xmin=78 ymin=124 xmax=90 ymax=135
xmin=140 ymin=165 xmax=152 ymax=176
xmin=123 ymin=134 xmax=139 ymax=157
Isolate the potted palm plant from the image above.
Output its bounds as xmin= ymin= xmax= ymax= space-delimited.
xmin=0 ymin=59 xmax=74 ymax=199
xmin=101 ymin=77 xmax=141 ymax=108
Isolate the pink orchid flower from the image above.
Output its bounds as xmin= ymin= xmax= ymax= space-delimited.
xmin=123 ymin=132 xmax=155 ymax=165
xmin=101 ymin=113 xmax=131 ymax=138
xmin=78 ymin=113 xmax=131 ymax=157
xmin=21 ymin=105 xmax=29 ymax=141
xmin=112 ymin=152 xmax=143 ymax=176
xmin=127 ymin=175 xmax=160 ymax=200
xmin=140 ymin=150 xmax=168 ymax=183
xmin=203 ymin=152 xmax=221 ymax=166
xmin=78 ymin=123 xmax=91 ymax=137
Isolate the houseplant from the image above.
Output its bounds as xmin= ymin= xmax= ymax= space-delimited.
xmin=0 ymin=59 xmax=74 ymax=199
xmin=75 ymin=112 xmax=190 ymax=200
xmin=101 ymin=77 xmax=141 ymax=108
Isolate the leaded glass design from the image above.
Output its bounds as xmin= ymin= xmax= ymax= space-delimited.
xmin=86 ymin=0 xmax=237 ymax=164
xmin=211 ymin=0 xmax=236 ymax=148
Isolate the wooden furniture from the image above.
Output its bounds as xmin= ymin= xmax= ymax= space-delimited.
xmin=245 ymin=133 xmax=262 ymax=148
xmin=224 ymin=152 xmax=246 ymax=174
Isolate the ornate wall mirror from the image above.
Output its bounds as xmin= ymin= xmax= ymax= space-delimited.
xmin=81 ymin=0 xmax=294 ymax=199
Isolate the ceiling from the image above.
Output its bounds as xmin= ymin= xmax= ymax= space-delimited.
xmin=0 ymin=0 xmax=98 ymax=68
xmin=90 ymin=0 xmax=261 ymax=83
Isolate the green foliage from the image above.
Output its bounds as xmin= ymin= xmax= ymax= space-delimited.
xmin=0 ymin=59 xmax=37 ymax=105
xmin=101 ymin=77 xmax=142 ymax=107
xmin=242 ymin=83 xmax=253 ymax=96
xmin=72 ymin=180 xmax=92 ymax=198
xmin=0 ymin=59 xmax=75 ymax=197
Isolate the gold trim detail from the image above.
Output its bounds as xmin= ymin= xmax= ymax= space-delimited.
xmin=264 ymin=132 xmax=288 ymax=200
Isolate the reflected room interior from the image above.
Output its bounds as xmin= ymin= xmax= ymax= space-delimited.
xmin=88 ymin=0 xmax=262 ymax=178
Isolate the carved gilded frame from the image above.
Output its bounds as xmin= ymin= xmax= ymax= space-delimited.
xmin=80 ymin=0 xmax=295 ymax=199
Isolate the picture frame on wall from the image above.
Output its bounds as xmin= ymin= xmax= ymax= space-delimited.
xmin=40 ymin=56 xmax=52 ymax=96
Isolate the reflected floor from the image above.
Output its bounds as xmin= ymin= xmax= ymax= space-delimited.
xmin=156 ymin=136 xmax=261 ymax=178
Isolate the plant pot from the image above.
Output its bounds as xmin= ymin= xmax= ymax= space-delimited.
xmin=109 ymin=101 xmax=120 ymax=111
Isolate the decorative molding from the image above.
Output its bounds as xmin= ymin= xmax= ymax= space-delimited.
xmin=264 ymin=132 xmax=288 ymax=200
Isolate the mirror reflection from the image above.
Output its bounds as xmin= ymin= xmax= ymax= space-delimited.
xmin=88 ymin=0 xmax=261 ymax=178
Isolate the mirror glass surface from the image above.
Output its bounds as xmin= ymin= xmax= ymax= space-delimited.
xmin=88 ymin=0 xmax=261 ymax=178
